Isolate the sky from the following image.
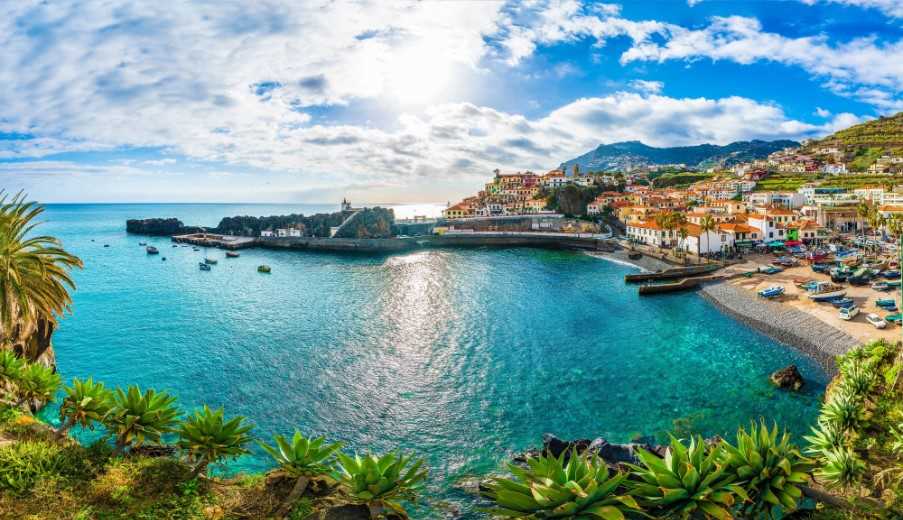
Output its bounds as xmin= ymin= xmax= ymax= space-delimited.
xmin=1 ymin=0 xmax=902 ymax=204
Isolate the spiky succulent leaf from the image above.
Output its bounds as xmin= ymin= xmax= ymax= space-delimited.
xmin=58 ymin=377 xmax=112 ymax=431
xmin=335 ymin=451 xmax=427 ymax=515
xmin=177 ymin=405 xmax=253 ymax=470
xmin=104 ymin=385 xmax=180 ymax=451
xmin=258 ymin=430 xmax=341 ymax=478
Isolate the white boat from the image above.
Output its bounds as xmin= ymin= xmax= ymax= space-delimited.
xmin=839 ymin=306 xmax=859 ymax=320
xmin=758 ymin=286 xmax=785 ymax=298
xmin=866 ymin=313 xmax=887 ymax=329
xmin=807 ymin=281 xmax=846 ymax=301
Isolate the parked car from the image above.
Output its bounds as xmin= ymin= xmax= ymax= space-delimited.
xmin=866 ymin=313 xmax=888 ymax=329
xmin=839 ymin=306 xmax=860 ymax=320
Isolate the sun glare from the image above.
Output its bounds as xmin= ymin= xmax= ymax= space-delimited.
xmin=385 ymin=44 xmax=452 ymax=106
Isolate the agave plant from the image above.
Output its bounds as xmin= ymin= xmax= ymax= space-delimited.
xmin=628 ymin=435 xmax=748 ymax=520
xmin=482 ymin=449 xmax=640 ymax=519
xmin=178 ymin=405 xmax=253 ymax=477
xmin=13 ymin=362 xmax=60 ymax=410
xmin=820 ymin=391 xmax=864 ymax=433
xmin=0 ymin=191 xmax=82 ymax=361
xmin=720 ymin=421 xmax=811 ymax=519
xmin=0 ymin=350 xmax=24 ymax=399
xmin=803 ymin=420 xmax=845 ymax=456
xmin=258 ymin=431 xmax=343 ymax=519
xmin=840 ymin=361 xmax=876 ymax=398
xmin=815 ymin=447 xmax=865 ymax=490
xmin=103 ymin=385 xmax=180 ymax=456
xmin=54 ymin=377 xmax=112 ymax=440
xmin=334 ymin=451 xmax=428 ymax=519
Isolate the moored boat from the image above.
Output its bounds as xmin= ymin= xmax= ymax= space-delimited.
xmin=257 ymin=265 xmax=271 ymax=273
xmin=204 ymin=257 xmax=218 ymax=265
xmin=758 ymin=286 xmax=785 ymax=299
xmin=146 ymin=246 xmax=159 ymax=255
xmin=199 ymin=262 xmax=211 ymax=271
xmin=807 ymin=281 xmax=846 ymax=301
xmin=226 ymin=251 xmax=240 ymax=258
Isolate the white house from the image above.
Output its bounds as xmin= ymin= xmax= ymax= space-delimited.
xmin=276 ymin=228 xmax=302 ymax=238
xmin=260 ymin=230 xmax=275 ymax=237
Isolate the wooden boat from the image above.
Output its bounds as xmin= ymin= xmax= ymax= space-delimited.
xmin=258 ymin=265 xmax=272 ymax=274
xmin=758 ymin=266 xmax=782 ymax=275
xmin=226 ymin=251 xmax=240 ymax=258
xmin=871 ymin=281 xmax=891 ymax=292
xmin=876 ymin=298 xmax=897 ymax=308
xmin=146 ymin=246 xmax=159 ymax=255
xmin=807 ymin=282 xmax=846 ymax=301
xmin=811 ymin=263 xmax=830 ymax=273
xmin=885 ymin=313 xmax=902 ymax=324
xmin=758 ymin=286 xmax=785 ymax=299
xmin=204 ymin=258 xmax=218 ymax=265
xmin=199 ymin=262 xmax=211 ymax=271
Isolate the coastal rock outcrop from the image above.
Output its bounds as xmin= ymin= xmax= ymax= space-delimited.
xmin=515 ymin=434 xmax=668 ymax=467
xmin=126 ymin=218 xmax=191 ymax=236
xmin=770 ymin=364 xmax=804 ymax=391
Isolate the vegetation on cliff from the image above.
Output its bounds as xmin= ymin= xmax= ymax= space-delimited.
xmin=332 ymin=208 xmax=395 ymax=239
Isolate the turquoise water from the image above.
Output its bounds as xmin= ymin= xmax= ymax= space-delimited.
xmin=39 ymin=204 xmax=827 ymax=517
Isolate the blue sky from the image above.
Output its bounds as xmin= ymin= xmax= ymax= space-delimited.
xmin=1 ymin=0 xmax=901 ymax=203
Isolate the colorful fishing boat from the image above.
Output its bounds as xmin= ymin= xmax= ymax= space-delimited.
xmin=876 ymin=298 xmax=897 ymax=308
xmin=829 ymin=297 xmax=855 ymax=308
xmin=807 ymin=282 xmax=846 ymax=301
xmin=758 ymin=286 xmax=785 ymax=299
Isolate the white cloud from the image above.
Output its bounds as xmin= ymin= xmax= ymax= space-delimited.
xmin=629 ymin=80 xmax=664 ymax=94
xmin=490 ymin=3 xmax=903 ymax=111
xmin=806 ymin=0 xmax=903 ymax=18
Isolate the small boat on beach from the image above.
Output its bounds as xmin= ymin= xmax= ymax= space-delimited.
xmin=808 ymin=282 xmax=846 ymax=301
xmin=758 ymin=286 xmax=785 ymax=299
xmin=872 ymin=281 xmax=892 ymax=292
xmin=199 ymin=262 xmax=211 ymax=271
xmin=876 ymin=298 xmax=897 ymax=308
xmin=883 ymin=270 xmax=900 ymax=279
xmin=146 ymin=246 xmax=159 ymax=255
xmin=829 ymin=297 xmax=855 ymax=308
xmin=226 ymin=251 xmax=240 ymax=258
xmin=758 ymin=265 xmax=782 ymax=275
xmin=885 ymin=313 xmax=902 ymax=325
xmin=257 ymin=265 xmax=271 ymax=274
xmin=811 ymin=263 xmax=830 ymax=273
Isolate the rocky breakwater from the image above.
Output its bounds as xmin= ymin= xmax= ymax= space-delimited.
xmin=126 ymin=218 xmax=202 ymax=236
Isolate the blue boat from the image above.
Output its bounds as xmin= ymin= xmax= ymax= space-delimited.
xmin=199 ymin=262 xmax=211 ymax=271
xmin=883 ymin=270 xmax=900 ymax=279
xmin=811 ymin=263 xmax=830 ymax=273
xmin=758 ymin=286 xmax=785 ymax=299
xmin=829 ymin=297 xmax=855 ymax=308
xmin=876 ymin=298 xmax=897 ymax=308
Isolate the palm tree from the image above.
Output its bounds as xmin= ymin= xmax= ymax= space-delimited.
xmin=699 ymin=214 xmax=717 ymax=262
xmin=55 ymin=377 xmax=113 ymax=440
xmin=856 ymin=201 xmax=871 ymax=240
xmin=0 ymin=191 xmax=83 ymax=361
xmin=259 ymin=431 xmax=343 ymax=519
xmin=177 ymin=405 xmax=254 ymax=478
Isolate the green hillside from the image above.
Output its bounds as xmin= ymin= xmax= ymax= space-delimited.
xmin=811 ymin=112 xmax=903 ymax=150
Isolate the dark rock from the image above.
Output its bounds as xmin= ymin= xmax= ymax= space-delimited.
xmin=770 ymin=364 xmax=804 ymax=391
xmin=534 ymin=434 xmax=666 ymax=466
xmin=322 ymin=505 xmax=403 ymax=520
xmin=543 ymin=433 xmax=593 ymax=458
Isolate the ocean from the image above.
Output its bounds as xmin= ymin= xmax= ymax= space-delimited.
xmin=37 ymin=203 xmax=827 ymax=517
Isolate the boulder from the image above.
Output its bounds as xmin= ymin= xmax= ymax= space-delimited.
xmin=770 ymin=364 xmax=804 ymax=391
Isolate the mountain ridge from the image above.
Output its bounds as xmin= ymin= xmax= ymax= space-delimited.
xmin=560 ymin=139 xmax=800 ymax=173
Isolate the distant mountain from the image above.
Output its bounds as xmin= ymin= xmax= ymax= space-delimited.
xmin=560 ymin=139 xmax=800 ymax=173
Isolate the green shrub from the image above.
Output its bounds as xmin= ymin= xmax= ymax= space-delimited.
xmin=13 ymin=363 xmax=61 ymax=408
xmin=815 ymin=447 xmax=866 ymax=490
xmin=0 ymin=440 xmax=88 ymax=495
xmin=104 ymin=385 xmax=180 ymax=455
xmin=56 ymin=377 xmax=113 ymax=439
xmin=335 ymin=451 xmax=427 ymax=518
xmin=804 ymin=420 xmax=845 ymax=455
xmin=821 ymin=390 xmax=864 ymax=433
xmin=482 ymin=450 xmax=640 ymax=519
xmin=628 ymin=435 xmax=748 ymax=519
xmin=720 ymin=421 xmax=811 ymax=518
xmin=177 ymin=405 xmax=253 ymax=477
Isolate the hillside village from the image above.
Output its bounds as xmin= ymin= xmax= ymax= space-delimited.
xmin=441 ymin=112 xmax=903 ymax=255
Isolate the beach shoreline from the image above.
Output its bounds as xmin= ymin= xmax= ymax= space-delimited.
xmin=699 ymin=280 xmax=858 ymax=374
